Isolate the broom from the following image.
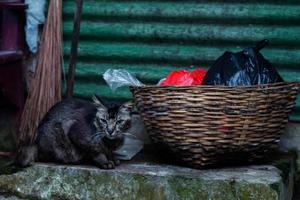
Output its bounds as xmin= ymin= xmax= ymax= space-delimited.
xmin=18 ymin=0 xmax=63 ymax=146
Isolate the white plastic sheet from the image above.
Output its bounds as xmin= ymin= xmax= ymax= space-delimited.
xmin=114 ymin=136 xmax=144 ymax=160
xmin=103 ymin=69 xmax=144 ymax=91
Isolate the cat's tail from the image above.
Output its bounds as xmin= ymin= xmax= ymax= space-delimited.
xmin=15 ymin=144 xmax=38 ymax=167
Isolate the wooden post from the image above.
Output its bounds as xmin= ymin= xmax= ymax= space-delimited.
xmin=66 ymin=0 xmax=83 ymax=98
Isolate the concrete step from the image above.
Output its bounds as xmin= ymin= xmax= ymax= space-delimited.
xmin=0 ymin=154 xmax=295 ymax=200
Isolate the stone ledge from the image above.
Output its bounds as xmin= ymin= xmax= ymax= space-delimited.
xmin=0 ymin=155 xmax=295 ymax=200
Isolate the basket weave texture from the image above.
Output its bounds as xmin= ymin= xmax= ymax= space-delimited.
xmin=130 ymin=82 xmax=299 ymax=168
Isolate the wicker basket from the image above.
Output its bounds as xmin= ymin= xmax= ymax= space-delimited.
xmin=130 ymin=82 xmax=299 ymax=168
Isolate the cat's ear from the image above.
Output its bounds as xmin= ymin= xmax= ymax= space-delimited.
xmin=119 ymin=101 xmax=133 ymax=113
xmin=92 ymin=95 xmax=106 ymax=108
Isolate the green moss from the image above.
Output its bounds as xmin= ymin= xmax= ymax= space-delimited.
xmin=0 ymin=162 xmax=292 ymax=200
xmin=236 ymin=183 xmax=278 ymax=200
xmin=168 ymin=176 xmax=208 ymax=199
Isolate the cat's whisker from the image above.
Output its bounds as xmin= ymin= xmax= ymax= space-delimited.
xmin=91 ymin=132 xmax=102 ymax=140
xmin=122 ymin=132 xmax=137 ymax=139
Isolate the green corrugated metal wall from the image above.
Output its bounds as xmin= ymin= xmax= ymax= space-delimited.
xmin=63 ymin=0 xmax=300 ymax=120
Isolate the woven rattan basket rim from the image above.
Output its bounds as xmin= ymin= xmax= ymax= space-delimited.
xmin=130 ymin=82 xmax=299 ymax=91
xmin=130 ymin=82 xmax=300 ymax=89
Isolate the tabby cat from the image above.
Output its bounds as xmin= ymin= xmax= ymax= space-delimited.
xmin=16 ymin=96 xmax=133 ymax=169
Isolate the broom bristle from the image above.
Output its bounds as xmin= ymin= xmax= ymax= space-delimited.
xmin=19 ymin=0 xmax=63 ymax=145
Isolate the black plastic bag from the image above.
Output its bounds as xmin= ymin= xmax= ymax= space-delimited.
xmin=203 ymin=39 xmax=283 ymax=86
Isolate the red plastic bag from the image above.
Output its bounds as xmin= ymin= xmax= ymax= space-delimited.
xmin=190 ymin=69 xmax=207 ymax=85
xmin=160 ymin=69 xmax=207 ymax=86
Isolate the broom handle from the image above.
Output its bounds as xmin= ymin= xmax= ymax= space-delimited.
xmin=66 ymin=0 xmax=83 ymax=98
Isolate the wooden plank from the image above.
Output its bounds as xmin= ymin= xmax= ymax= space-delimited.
xmin=66 ymin=0 xmax=83 ymax=97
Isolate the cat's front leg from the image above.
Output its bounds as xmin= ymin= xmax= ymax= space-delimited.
xmin=68 ymin=123 xmax=115 ymax=169
xmin=113 ymin=157 xmax=121 ymax=166
xmin=93 ymin=153 xmax=115 ymax=169
xmin=102 ymin=137 xmax=123 ymax=166
xmin=108 ymin=151 xmax=120 ymax=166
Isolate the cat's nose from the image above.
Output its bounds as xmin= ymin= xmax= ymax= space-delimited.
xmin=108 ymin=129 xmax=114 ymax=135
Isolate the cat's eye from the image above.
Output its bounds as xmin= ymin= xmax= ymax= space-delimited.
xmin=118 ymin=120 xmax=130 ymax=129
xmin=99 ymin=118 xmax=107 ymax=123
xmin=116 ymin=120 xmax=123 ymax=124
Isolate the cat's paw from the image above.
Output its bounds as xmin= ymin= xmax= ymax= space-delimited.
xmin=113 ymin=159 xmax=121 ymax=166
xmin=100 ymin=161 xmax=115 ymax=169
